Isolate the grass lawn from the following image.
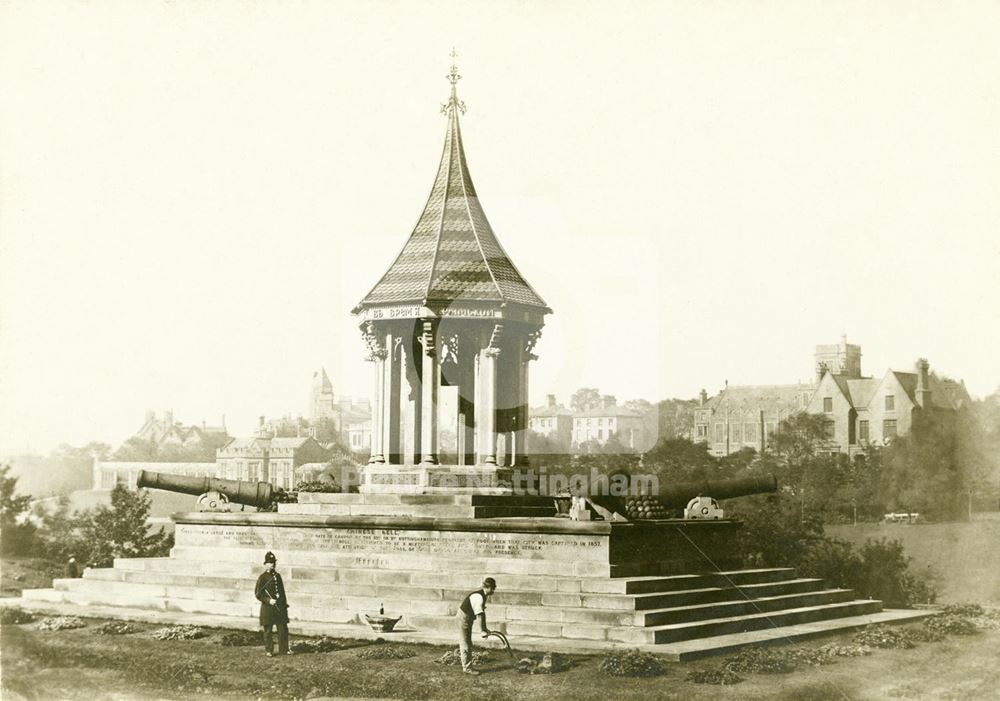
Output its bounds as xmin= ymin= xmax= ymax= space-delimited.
xmin=2 ymin=614 xmax=999 ymax=701
xmin=826 ymin=519 xmax=1000 ymax=604
xmin=0 ymin=558 xmax=61 ymax=598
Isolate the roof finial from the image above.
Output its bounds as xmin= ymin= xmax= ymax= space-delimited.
xmin=441 ymin=48 xmax=467 ymax=116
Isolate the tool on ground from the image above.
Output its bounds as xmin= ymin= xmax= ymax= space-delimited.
xmin=484 ymin=630 xmax=514 ymax=659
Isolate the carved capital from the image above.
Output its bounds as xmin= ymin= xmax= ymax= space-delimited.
xmin=361 ymin=321 xmax=387 ymax=361
xmin=440 ymin=332 xmax=461 ymax=365
xmin=487 ymin=323 xmax=504 ymax=351
xmin=525 ymin=329 xmax=542 ymax=355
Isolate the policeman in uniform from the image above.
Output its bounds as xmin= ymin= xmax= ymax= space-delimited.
xmin=457 ymin=577 xmax=496 ymax=675
xmin=255 ymin=551 xmax=291 ymax=656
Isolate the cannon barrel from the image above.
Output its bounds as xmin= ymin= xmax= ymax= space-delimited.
xmin=136 ymin=470 xmax=274 ymax=509
xmin=657 ymin=474 xmax=777 ymax=508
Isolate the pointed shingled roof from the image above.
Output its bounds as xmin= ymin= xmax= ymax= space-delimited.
xmin=353 ymin=63 xmax=549 ymax=315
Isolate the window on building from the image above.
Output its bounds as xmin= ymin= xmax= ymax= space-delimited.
xmin=885 ymin=395 xmax=895 ymax=411
xmin=696 ymin=425 xmax=706 ymax=438
xmin=859 ymin=420 xmax=869 ymax=442
xmin=715 ymin=423 xmax=724 ymax=442
xmin=823 ymin=397 xmax=833 ymax=413
xmin=883 ymin=420 xmax=897 ymax=438
xmin=745 ymin=423 xmax=757 ymax=443
xmin=730 ymin=424 xmax=740 ymax=443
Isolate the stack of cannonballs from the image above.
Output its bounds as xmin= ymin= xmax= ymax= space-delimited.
xmin=624 ymin=495 xmax=670 ymax=520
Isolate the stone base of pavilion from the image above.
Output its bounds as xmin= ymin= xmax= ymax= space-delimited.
xmin=8 ymin=507 xmax=933 ymax=655
xmin=359 ymin=463 xmax=516 ymax=495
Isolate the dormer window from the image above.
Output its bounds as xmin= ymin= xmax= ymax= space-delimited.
xmin=885 ymin=395 xmax=895 ymax=411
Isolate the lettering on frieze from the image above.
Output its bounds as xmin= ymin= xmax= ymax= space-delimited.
xmin=178 ymin=525 xmax=605 ymax=560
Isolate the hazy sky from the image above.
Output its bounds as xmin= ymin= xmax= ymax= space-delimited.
xmin=2 ymin=1 xmax=998 ymax=454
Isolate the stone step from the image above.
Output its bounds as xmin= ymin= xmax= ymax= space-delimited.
xmin=632 ymin=578 xmax=825 ymax=610
xmin=89 ymin=561 xmax=800 ymax=600
xmin=166 ymin=546 xmax=612 ymax=578
xmin=638 ymin=588 xmax=856 ymax=626
xmin=649 ymin=599 xmax=885 ymax=644
xmin=58 ymin=576 xmax=638 ymax=617
xmin=0 ymin=596 xmax=932 ymax=657
xmin=619 ymin=568 xmax=797 ymax=595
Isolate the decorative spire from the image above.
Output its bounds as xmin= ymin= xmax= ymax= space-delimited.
xmin=441 ymin=48 xmax=467 ymax=116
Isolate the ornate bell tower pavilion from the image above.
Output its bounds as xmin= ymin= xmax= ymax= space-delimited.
xmin=352 ymin=55 xmax=550 ymax=493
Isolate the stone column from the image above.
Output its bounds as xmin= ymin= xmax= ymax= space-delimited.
xmin=385 ymin=337 xmax=402 ymax=464
xmin=514 ymin=329 xmax=541 ymax=467
xmin=400 ymin=339 xmax=419 ymax=465
xmin=363 ymin=322 xmax=386 ymax=464
xmin=478 ymin=324 xmax=503 ymax=466
xmin=419 ymin=319 xmax=439 ymax=465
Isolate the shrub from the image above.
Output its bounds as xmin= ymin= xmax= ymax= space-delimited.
xmin=290 ymin=636 xmax=368 ymax=653
xmin=815 ymin=642 xmax=872 ymax=657
xmin=0 ymin=607 xmax=35 ymax=625
xmin=149 ymin=626 xmax=206 ymax=641
xmin=96 ymin=621 xmax=140 ymax=635
xmin=853 ymin=538 xmax=937 ymax=607
xmin=37 ymin=616 xmax=87 ymax=631
xmin=356 ymin=645 xmax=417 ymax=660
xmin=924 ymin=614 xmax=979 ymax=636
xmin=219 ymin=630 xmax=261 ymax=646
xmin=785 ymin=647 xmax=839 ymax=667
xmin=940 ymin=603 xmax=984 ymax=617
xmin=907 ymin=625 xmax=946 ymax=642
xmin=84 ymin=485 xmax=173 ymax=567
xmin=852 ymin=625 xmax=915 ymax=649
xmin=722 ymin=648 xmax=795 ymax=674
xmin=598 ymin=648 xmax=665 ymax=677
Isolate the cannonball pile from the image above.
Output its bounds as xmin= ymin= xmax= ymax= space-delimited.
xmin=624 ymin=495 xmax=670 ymax=520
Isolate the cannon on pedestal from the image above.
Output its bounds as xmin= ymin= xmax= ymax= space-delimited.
xmin=583 ymin=474 xmax=778 ymax=522
xmin=136 ymin=470 xmax=274 ymax=512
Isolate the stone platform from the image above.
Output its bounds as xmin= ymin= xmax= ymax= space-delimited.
xmin=8 ymin=504 xmax=932 ymax=655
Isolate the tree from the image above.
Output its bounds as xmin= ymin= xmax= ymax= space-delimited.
xmin=113 ymin=437 xmax=159 ymax=462
xmin=81 ymin=484 xmax=172 ymax=567
xmin=0 ymin=464 xmax=35 ymax=555
xmin=31 ymin=497 xmax=92 ymax=562
xmin=654 ymin=398 xmax=699 ymax=442
xmin=642 ymin=437 xmax=720 ymax=484
xmin=570 ymin=388 xmax=602 ymax=413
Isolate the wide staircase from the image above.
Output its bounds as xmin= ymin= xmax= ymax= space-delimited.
xmin=19 ymin=555 xmax=918 ymax=658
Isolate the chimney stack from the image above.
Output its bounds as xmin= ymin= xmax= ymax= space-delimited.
xmin=816 ymin=361 xmax=828 ymax=384
xmin=916 ymin=358 xmax=931 ymax=408
xmin=699 ymin=389 xmax=708 ymax=406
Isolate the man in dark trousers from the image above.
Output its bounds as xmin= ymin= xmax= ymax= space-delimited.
xmin=457 ymin=577 xmax=496 ymax=675
xmin=255 ymin=551 xmax=291 ymax=656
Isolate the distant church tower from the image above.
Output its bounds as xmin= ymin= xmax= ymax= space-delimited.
xmin=352 ymin=55 xmax=550 ymax=492
xmin=311 ymin=368 xmax=336 ymax=422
